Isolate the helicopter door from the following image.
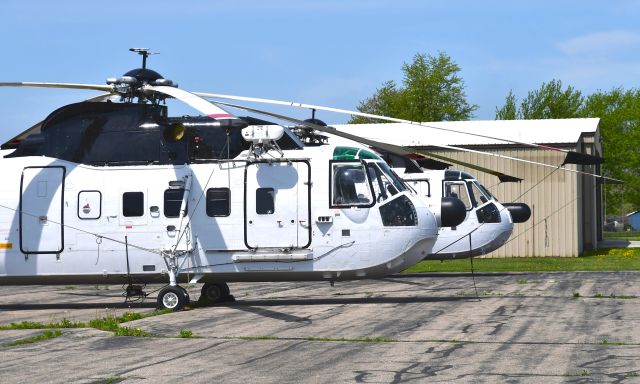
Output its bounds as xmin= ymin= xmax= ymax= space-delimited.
xmin=19 ymin=166 xmax=65 ymax=254
xmin=245 ymin=160 xmax=311 ymax=249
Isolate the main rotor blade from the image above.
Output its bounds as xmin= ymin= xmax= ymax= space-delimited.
xmin=144 ymin=85 xmax=240 ymax=121
xmin=0 ymin=82 xmax=114 ymax=92
xmin=210 ymin=100 xmax=524 ymax=182
xmin=194 ymin=91 xmax=603 ymax=165
xmin=211 ymin=100 xmax=623 ymax=185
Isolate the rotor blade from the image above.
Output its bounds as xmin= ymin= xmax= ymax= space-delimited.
xmin=210 ymin=100 xmax=525 ymax=182
xmin=193 ymin=91 xmax=603 ymax=165
xmin=0 ymin=82 xmax=114 ymax=92
xmin=144 ymin=85 xmax=241 ymax=121
xmin=211 ymin=100 xmax=623 ymax=185
xmin=1 ymin=93 xmax=114 ymax=150
xmin=412 ymin=151 xmax=522 ymax=183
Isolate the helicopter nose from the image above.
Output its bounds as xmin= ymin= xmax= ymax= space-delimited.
xmin=503 ymin=203 xmax=531 ymax=223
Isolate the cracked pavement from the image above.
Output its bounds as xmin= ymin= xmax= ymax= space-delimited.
xmin=1 ymin=271 xmax=640 ymax=383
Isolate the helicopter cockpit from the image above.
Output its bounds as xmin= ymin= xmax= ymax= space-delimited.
xmin=443 ymin=170 xmax=501 ymax=224
xmin=330 ymin=146 xmax=419 ymax=227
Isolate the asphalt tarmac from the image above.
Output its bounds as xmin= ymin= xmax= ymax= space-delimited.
xmin=1 ymin=271 xmax=639 ymax=383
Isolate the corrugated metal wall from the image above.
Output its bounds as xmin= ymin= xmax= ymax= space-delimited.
xmin=424 ymin=147 xmax=583 ymax=257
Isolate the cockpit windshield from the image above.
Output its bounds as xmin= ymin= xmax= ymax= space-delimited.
xmin=475 ymin=181 xmax=497 ymax=202
xmin=468 ymin=181 xmax=489 ymax=206
xmin=366 ymin=161 xmax=407 ymax=203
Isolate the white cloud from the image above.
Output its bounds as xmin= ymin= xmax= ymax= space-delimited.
xmin=557 ymin=30 xmax=640 ymax=55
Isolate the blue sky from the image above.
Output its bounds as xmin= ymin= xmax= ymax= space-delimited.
xmin=1 ymin=0 xmax=639 ymax=140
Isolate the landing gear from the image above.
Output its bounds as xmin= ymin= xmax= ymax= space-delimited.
xmin=157 ymin=285 xmax=189 ymax=311
xmin=199 ymin=282 xmax=233 ymax=304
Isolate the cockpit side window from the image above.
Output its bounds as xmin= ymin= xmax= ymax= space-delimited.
xmin=444 ymin=182 xmax=472 ymax=210
xmin=330 ymin=162 xmax=374 ymax=208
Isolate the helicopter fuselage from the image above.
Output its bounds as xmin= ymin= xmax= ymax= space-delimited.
xmin=0 ymin=103 xmax=439 ymax=285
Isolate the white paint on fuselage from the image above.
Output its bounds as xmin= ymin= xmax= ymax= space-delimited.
xmin=0 ymin=143 xmax=439 ymax=285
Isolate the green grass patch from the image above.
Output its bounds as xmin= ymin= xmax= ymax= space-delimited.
xmin=237 ymin=335 xmax=278 ymax=341
xmin=3 ymin=330 xmax=63 ymax=347
xmin=404 ymin=248 xmax=640 ymax=273
xmin=604 ymin=231 xmax=640 ymax=241
xmin=88 ymin=313 xmax=150 ymax=337
xmin=0 ymin=319 xmax=85 ymax=330
xmin=179 ymin=329 xmax=195 ymax=338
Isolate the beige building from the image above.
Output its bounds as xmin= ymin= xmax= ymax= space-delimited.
xmin=335 ymin=118 xmax=603 ymax=257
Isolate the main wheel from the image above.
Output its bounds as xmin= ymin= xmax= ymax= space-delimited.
xmin=199 ymin=282 xmax=230 ymax=304
xmin=179 ymin=286 xmax=191 ymax=304
xmin=157 ymin=286 xmax=187 ymax=311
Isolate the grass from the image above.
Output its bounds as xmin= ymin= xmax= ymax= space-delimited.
xmin=179 ymin=329 xmax=195 ymax=338
xmin=604 ymin=231 xmax=640 ymax=241
xmin=0 ymin=319 xmax=86 ymax=330
xmin=404 ymin=248 xmax=640 ymax=273
xmin=0 ymin=310 xmax=174 ymax=338
xmin=88 ymin=313 xmax=151 ymax=337
xmin=3 ymin=330 xmax=63 ymax=347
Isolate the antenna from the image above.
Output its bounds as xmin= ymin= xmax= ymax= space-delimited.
xmin=129 ymin=48 xmax=158 ymax=69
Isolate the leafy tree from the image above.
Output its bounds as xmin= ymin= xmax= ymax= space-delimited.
xmin=494 ymin=79 xmax=583 ymax=120
xmin=580 ymin=88 xmax=640 ymax=215
xmin=350 ymin=52 xmax=477 ymax=123
xmin=495 ymin=90 xmax=517 ymax=120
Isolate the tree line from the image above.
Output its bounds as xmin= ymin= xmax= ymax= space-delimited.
xmin=350 ymin=52 xmax=639 ymax=215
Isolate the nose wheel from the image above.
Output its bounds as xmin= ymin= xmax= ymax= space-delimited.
xmin=157 ymin=285 xmax=190 ymax=311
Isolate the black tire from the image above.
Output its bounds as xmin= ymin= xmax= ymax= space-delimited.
xmin=200 ymin=282 xmax=230 ymax=304
xmin=179 ymin=286 xmax=191 ymax=304
xmin=157 ymin=286 xmax=187 ymax=311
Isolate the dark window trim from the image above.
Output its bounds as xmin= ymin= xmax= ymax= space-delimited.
xmin=77 ymin=190 xmax=102 ymax=220
xmin=122 ymin=191 xmax=145 ymax=217
xmin=206 ymin=187 xmax=231 ymax=217
xmin=164 ymin=189 xmax=186 ymax=218
xmin=442 ymin=180 xmax=473 ymax=211
xmin=328 ymin=159 xmax=376 ymax=209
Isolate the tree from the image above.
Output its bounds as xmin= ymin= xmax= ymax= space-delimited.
xmin=495 ymin=90 xmax=517 ymax=120
xmin=494 ymin=79 xmax=584 ymax=120
xmin=350 ymin=52 xmax=478 ymax=123
xmin=580 ymin=88 xmax=640 ymax=215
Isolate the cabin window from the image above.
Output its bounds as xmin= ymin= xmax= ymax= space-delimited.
xmin=206 ymin=188 xmax=231 ymax=217
xmin=255 ymin=188 xmax=275 ymax=214
xmin=122 ymin=192 xmax=144 ymax=217
xmin=331 ymin=162 xmax=374 ymax=207
xmin=164 ymin=189 xmax=186 ymax=218
xmin=77 ymin=190 xmax=102 ymax=220
xmin=444 ymin=182 xmax=472 ymax=210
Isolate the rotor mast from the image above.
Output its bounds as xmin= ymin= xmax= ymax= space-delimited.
xmin=129 ymin=48 xmax=157 ymax=69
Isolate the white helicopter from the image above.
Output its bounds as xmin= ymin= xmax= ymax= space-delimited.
xmin=0 ymin=49 xmax=471 ymax=310
xmin=285 ymin=120 xmax=532 ymax=260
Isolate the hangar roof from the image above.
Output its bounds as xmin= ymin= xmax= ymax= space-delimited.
xmin=333 ymin=118 xmax=600 ymax=147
